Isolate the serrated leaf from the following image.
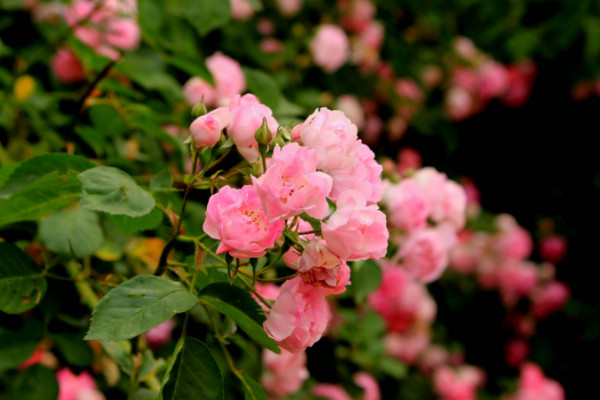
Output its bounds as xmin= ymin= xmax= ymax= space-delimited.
xmin=0 ymin=242 xmax=47 ymax=314
xmin=199 ymin=283 xmax=279 ymax=353
xmin=239 ymin=373 xmax=268 ymax=400
xmin=110 ymin=208 xmax=163 ymax=235
xmin=350 ymin=259 xmax=382 ymax=303
xmin=161 ymin=337 xmax=223 ymax=400
xmin=79 ymin=166 xmax=155 ymax=217
xmin=39 ymin=207 xmax=103 ymax=258
xmin=0 ymin=154 xmax=94 ymax=199
xmin=0 ymin=171 xmax=83 ymax=226
xmin=85 ymin=276 xmax=197 ymax=341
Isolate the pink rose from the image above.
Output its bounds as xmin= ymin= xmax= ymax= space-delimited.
xmin=385 ymin=330 xmax=431 ymax=364
xmin=276 ymin=0 xmax=302 ymax=16
xmin=227 ymin=94 xmax=278 ymax=162
xmin=183 ymin=77 xmax=218 ymax=107
xmin=478 ymin=61 xmax=509 ymax=100
xmin=264 ymin=276 xmax=330 ymax=353
xmin=310 ymin=24 xmax=349 ymax=72
xmin=282 ymin=218 xmax=315 ymax=268
xmin=511 ymin=363 xmax=564 ymax=400
xmin=252 ymin=143 xmax=333 ymax=221
xmin=51 ymin=48 xmax=84 ymax=84
xmin=206 ymin=52 xmax=246 ymax=105
xmin=104 ymin=18 xmax=140 ymax=51
xmin=335 ymin=95 xmax=365 ymax=130
xmin=339 ymin=0 xmax=376 ymax=33
xmin=493 ymin=215 xmax=532 ymax=260
xmin=396 ymin=147 xmax=422 ymax=174
xmin=311 ymin=384 xmax=352 ymax=400
xmin=399 ymin=227 xmax=454 ymax=283
xmin=296 ymin=238 xmax=351 ymax=295
xmin=328 ymin=140 xmax=383 ymax=205
xmin=446 ymin=86 xmax=474 ymax=121
xmin=412 ymin=167 xmax=448 ymax=222
xmin=189 ymin=106 xmax=232 ymax=148
xmin=261 ymin=348 xmax=309 ymax=397
xmin=322 ymin=190 xmax=388 ymax=261
xmin=538 ymin=235 xmax=568 ymax=263
xmin=203 ymin=185 xmax=285 ymax=258
xmin=497 ymin=261 xmax=539 ymax=306
xmin=354 ymin=372 xmax=381 ymax=400
xmin=57 ymin=368 xmax=105 ymax=400
xmin=368 ymin=265 xmax=436 ymax=333
xmin=443 ymin=180 xmax=468 ymax=230
xmin=505 ymin=339 xmax=530 ymax=368
xmin=145 ymin=319 xmax=175 ymax=349
xmin=531 ymin=282 xmax=570 ymax=319
xmin=434 ymin=365 xmax=485 ymax=400
xmin=300 ymin=108 xmax=358 ymax=170
xmin=229 ymin=0 xmax=254 ymax=21
xmin=383 ymin=179 xmax=429 ymax=233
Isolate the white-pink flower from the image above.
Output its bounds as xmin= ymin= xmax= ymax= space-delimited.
xmin=383 ymin=179 xmax=429 ymax=233
xmin=261 ymin=348 xmax=309 ymax=397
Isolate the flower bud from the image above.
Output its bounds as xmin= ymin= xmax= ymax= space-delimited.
xmin=191 ymin=100 xmax=208 ymax=118
xmin=254 ymin=117 xmax=274 ymax=145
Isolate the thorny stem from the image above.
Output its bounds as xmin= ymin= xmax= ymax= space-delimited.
xmin=76 ymin=59 xmax=118 ymax=114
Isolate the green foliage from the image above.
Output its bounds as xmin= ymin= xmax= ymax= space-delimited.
xmin=12 ymin=365 xmax=59 ymax=400
xmin=199 ymin=283 xmax=280 ymax=353
xmin=39 ymin=207 xmax=104 ymax=258
xmin=85 ymin=276 xmax=197 ymax=341
xmin=0 ymin=242 xmax=47 ymax=314
xmin=161 ymin=337 xmax=224 ymax=400
xmin=239 ymin=372 xmax=269 ymax=400
xmin=78 ymin=166 xmax=156 ymax=217
xmin=349 ymin=259 xmax=382 ymax=303
xmin=0 ymin=319 xmax=44 ymax=370
xmin=110 ymin=208 xmax=163 ymax=235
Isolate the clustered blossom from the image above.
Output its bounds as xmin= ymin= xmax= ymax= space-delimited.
xmin=311 ymin=372 xmax=381 ymax=400
xmin=57 ymin=368 xmax=105 ymax=400
xmin=382 ymin=167 xmax=467 ymax=283
xmin=197 ymin=102 xmax=388 ymax=354
xmin=433 ymin=365 xmax=486 ymax=400
xmin=508 ymin=363 xmax=565 ymax=400
xmin=445 ymin=37 xmax=537 ymax=120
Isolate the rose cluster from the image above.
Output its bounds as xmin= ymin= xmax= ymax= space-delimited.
xmin=192 ymin=99 xmax=388 ymax=354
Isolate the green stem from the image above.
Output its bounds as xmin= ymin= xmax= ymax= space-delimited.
xmin=65 ymin=261 xmax=98 ymax=310
xmin=155 ymin=151 xmax=201 ymax=276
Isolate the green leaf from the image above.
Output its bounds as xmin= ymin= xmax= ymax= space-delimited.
xmin=199 ymin=283 xmax=279 ymax=353
xmin=239 ymin=373 xmax=268 ymax=400
xmin=170 ymin=0 xmax=231 ymax=37
xmin=12 ymin=365 xmax=59 ymax=400
xmin=79 ymin=166 xmax=156 ymax=217
xmin=0 ymin=242 xmax=47 ymax=314
xmin=85 ymin=275 xmax=197 ymax=341
xmin=167 ymin=57 xmax=214 ymax=84
xmin=0 ymin=171 xmax=83 ymax=226
xmin=350 ymin=259 xmax=382 ymax=303
xmin=150 ymin=169 xmax=173 ymax=192
xmin=243 ymin=68 xmax=281 ymax=111
xmin=52 ymin=332 xmax=94 ymax=367
xmin=161 ymin=337 xmax=224 ymax=400
xmin=110 ymin=208 xmax=163 ymax=235
xmin=101 ymin=341 xmax=134 ymax=375
xmin=0 ymin=319 xmax=44 ymax=370
xmin=39 ymin=207 xmax=103 ymax=258
xmin=0 ymin=154 xmax=94 ymax=199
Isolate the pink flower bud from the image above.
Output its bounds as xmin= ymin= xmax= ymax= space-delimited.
xmin=189 ymin=107 xmax=232 ymax=148
xmin=51 ymin=48 xmax=84 ymax=84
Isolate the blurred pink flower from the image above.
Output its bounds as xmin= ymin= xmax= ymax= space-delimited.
xmin=310 ymin=24 xmax=349 ymax=72
xmin=57 ymin=368 xmax=105 ymax=400
xmin=51 ymin=48 xmax=84 ymax=84
xmin=261 ymin=348 xmax=308 ymax=397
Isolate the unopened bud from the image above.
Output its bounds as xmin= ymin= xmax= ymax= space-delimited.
xmin=191 ymin=100 xmax=207 ymax=118
xmin=254 ymin=117 xmax=273 ymax=145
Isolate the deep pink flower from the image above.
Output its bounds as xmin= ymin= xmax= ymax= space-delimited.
xmin=322 ymin=190 xmax=388 ymax=261
xmin=264 ymin=276 xmax=330 ymax=353
xmin=252 ymin=143 xmax=333 ymax=221
xmin=511 ymin=363 xmax=564 ymax=400
xmin=227 ymin=94 xmax=278 ymax=162
xmin=434 ymin=365 xmax=485 ymax=400
xmin=300 ymin=108 xmax=358 ymax=171
xmin=51 ymin=48 xmax=85 ymax=84
xmin=310 ymin=24 xmax=349 ymax=72
xmin=203 ymin=185 xmax=284 ymax=258
xmin=538 ymin=235 xmax=568 ymax=263
xmin=189 ymin=106 xmax=231 ymax=148
xmin=531 ymin=282 xmax=570 ymax=319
